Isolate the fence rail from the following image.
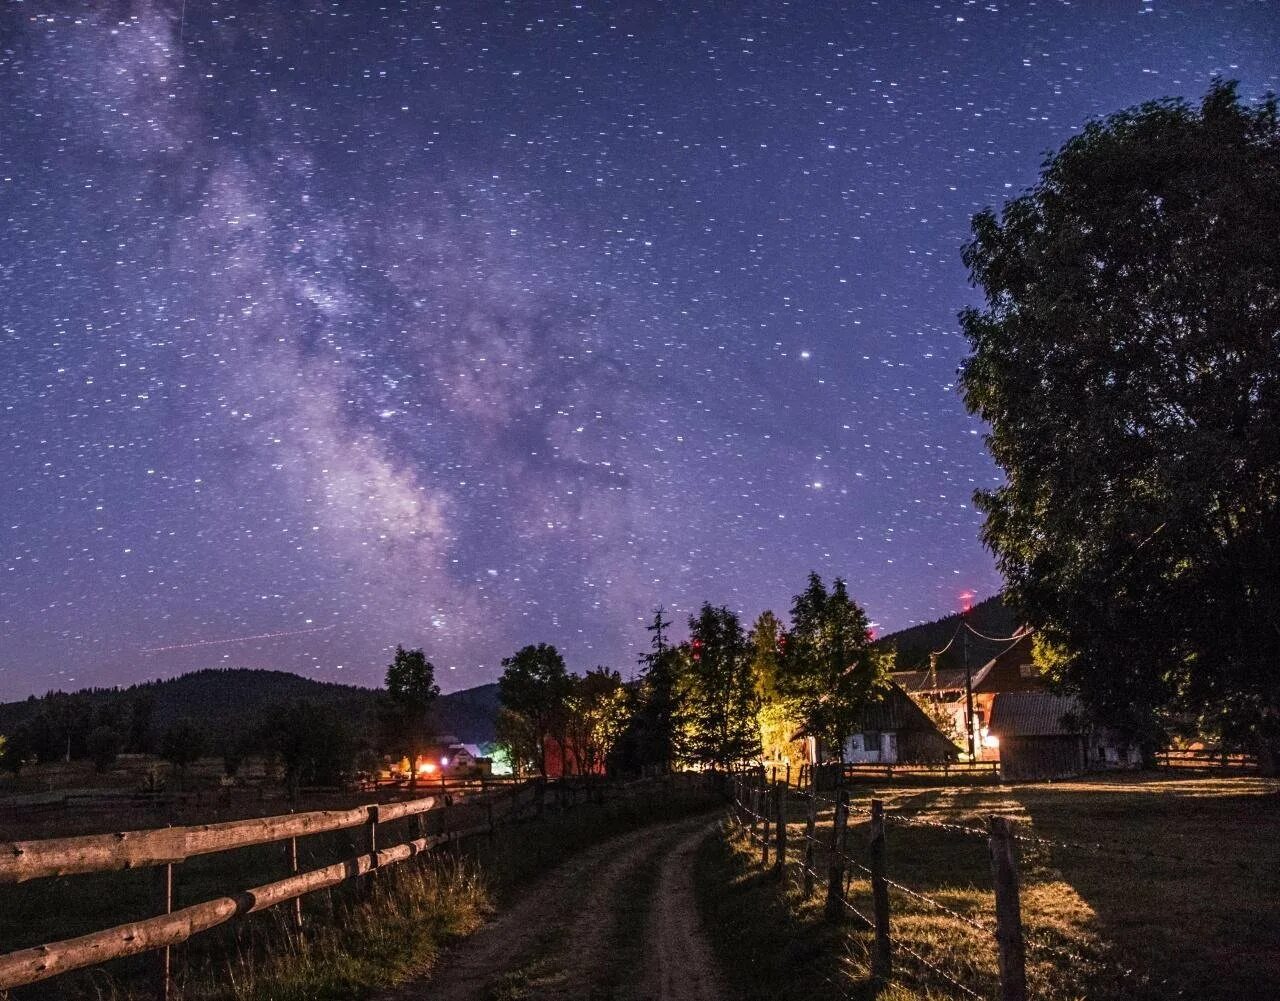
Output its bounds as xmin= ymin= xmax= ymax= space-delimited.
xmin=0 ymin=774 xmax=690 ymax=995
xmin=1155 ymin=749 xmax=1259 ymax=772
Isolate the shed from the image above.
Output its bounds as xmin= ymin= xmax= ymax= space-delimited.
xmin=988 ymin=692 xmax=1085 ymax=780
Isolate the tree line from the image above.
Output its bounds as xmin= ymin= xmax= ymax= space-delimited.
xmin=492 ymin=572 xmax=895 ymax=777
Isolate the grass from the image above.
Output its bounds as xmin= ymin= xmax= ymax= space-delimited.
xmin=707 ymin=771 xmax=1280 ymax=1001
xmin=5 ymin=777 xmax=718 ymax=1001
xmin=694 ymin=817 xmax=924 ymax=1001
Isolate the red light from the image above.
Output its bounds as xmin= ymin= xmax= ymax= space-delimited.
xmin=959 ymin=591 xmax=975 ymax=613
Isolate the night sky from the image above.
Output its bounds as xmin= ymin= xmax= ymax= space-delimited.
xmin=1 ymin=2 xmax=1276 ymax=699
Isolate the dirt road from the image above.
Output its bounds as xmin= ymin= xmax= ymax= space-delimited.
xmin=380 ymin=814 xmax=725 ymax=1001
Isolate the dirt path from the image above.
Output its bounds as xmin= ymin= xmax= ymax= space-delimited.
xmin=380 ymin=814 xmax=725 ymax=1001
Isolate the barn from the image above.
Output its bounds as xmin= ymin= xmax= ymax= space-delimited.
xmin=989 ymin=691 xmax=1143 ymax=780
xmin=988 ymin=691 xmax=1086 ymax=780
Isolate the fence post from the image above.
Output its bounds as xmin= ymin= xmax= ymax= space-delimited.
xmin=988 ymin=816 xmax=1028 ymax=1001
xmin=289 ymin=834 xmax=303 ymax=931
xmin=366 ymin=804 xmax=381 ymax=884
xmin=824 ymin=790 xmax=849 ymax=920
xmin=761 ymin=768 xmax=773 ymax=868
xmin=157 ymin=861 xmax=174 ymax=1000
xmin=802 ymin=785 xmax=818 ymax=897
xmin=869 ymin=799 xmax=892 ymax=984
xmin=773 ymin=779 xmax=787 ymax=878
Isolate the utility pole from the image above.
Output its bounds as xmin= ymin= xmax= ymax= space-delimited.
xmin=963 ymin=604 xmax=976 ymax=762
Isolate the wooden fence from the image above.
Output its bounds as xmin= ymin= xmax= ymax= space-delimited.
xmin=1155 ymin=749 xmax=1260 ymax=773
xmin=798 ymin=760 xmax=1001 ymax=789
xmin=0 ymin=775 xmax=673 ymax=996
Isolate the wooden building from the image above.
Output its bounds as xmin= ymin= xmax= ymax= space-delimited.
xmin=894 ymin=631 xmax=1041 ymax=760
xmin=801 ymin=682 xmax=959 ymax=765
xmin=988 ymin=691 xmax=1140 ymax=780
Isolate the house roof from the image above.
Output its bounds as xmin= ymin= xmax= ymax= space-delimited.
xmin=790 ymin=682 xmax=954 ymax=739
xmin=988 ymin=692 xmax=1082 ymax=738
xmin=892 ymin=631 xmax=1042 ymax=697
xmin=894 ymin=665 xmax=988 ymax=695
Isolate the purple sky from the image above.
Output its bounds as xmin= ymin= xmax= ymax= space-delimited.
xmin=2 ymin=1 xmax=1276 ymax=699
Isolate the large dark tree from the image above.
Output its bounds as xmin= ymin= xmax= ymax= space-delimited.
xmin=381 ymin=646 xmax=441 ymax=789
xmin=783 ymin=573 xmax=890 ymax=761
xmin=159 ymin=717 xmax=206 ymax=784
xmin=959 ymin=81 xmax=1280 ymax=770
xmin=682 ymin=604 xmax=761 ymax=770
xmin=265 ymin=700 xmax=356 ymax=800
xmin=497 ymin=643 xmax=573 ymax=777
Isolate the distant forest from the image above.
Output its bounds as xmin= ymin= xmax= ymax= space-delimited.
xmin=0 ymin=669 xmax=499 ymax=758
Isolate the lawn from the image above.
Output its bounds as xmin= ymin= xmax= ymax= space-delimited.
xmin=705 ymin=771 xmax=1280 ymax=1001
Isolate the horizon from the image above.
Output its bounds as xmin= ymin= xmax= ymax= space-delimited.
xmin=3 ymin=3 xmax=1275 ymax=701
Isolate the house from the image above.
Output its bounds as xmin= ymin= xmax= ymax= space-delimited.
xmin=799 ymin=682 xmax=960 ymax=767
xmin=894 ymin=630 xmax=1042 ymax=761
xmin=988 ymin=691 xmax=1140 ymax=780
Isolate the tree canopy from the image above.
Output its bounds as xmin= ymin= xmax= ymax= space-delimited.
xmin=381 ymin=646 xmax=440 ymax=787
xmin=497 ymin=642 xmax=573 ymax=776
xmin=782 ymin=573 xmax=890 ymax=760
xmin=681 ymin=603 xmax=761 ymax=770
xmin=959 ymin=80 xmax=1280 ymax=769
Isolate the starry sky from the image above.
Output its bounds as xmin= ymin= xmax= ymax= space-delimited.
xmin=1 ymin=2 xmax=1276 ymax=700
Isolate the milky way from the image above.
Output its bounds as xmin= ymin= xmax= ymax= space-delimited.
xmin=2 ymin=2 xmax=1276 ymax=698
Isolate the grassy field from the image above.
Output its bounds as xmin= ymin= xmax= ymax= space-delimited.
xmin=701 ymin=772 xmax=1279 ymax=1001
xmin=2 ymin=778 xmax=719 ymax=1000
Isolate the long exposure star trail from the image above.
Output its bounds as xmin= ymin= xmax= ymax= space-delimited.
xmin=1 ymin=2 xmax=1276 ymax=698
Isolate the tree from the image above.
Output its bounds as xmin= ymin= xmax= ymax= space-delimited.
xmin=127 ymin=691 xmax=155 ymax=754
xmin=610 ymin=609 xmax=685 ymax=777
xmin=497 ymin=643 xmax=573 ymax=777
xmin=749 ymin=610 xmax=804 ymax=765
xmin=783 ymin=573 xmax=890 ymax=762
xmin=682 ymin=604 xmax=761 ymax=770
xmin=218 ymin=730 xmax=256 ymax=780
xmin=562 ymin=667 xmax=628 ymax=776
xmin=159 ymin=718 xmax=207 ymax=783
xmin=958 ymin=80 xmax=1280 ymax=770
xmin=0 ymin=735 xmax=13 ymax=777
xmin=264 ymin=701 xmax=356 ymax=800
xmin=381 ymin=646 xmax=440 ymax=788
xmin=86 ymin=725 xmax=123 ymax=773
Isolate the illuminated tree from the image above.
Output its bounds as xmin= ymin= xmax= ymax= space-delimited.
xmin=381 ymin=646 xmax=440 ymax=788
xmin=683 ymin=604 xmax=761 ymax=770
xmin=498 ymin=643 xmax=573 ymax=777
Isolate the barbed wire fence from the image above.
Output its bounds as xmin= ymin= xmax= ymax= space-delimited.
xmin=727 ymin=767 xmax=1213 ymax=1001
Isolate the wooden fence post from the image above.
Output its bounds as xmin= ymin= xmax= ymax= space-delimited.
xmin=773 ymin=780 xmax=787 ymax=878
xmin=761 ymin=768 xmax=774 ymax=867
xmin=802 ymin=786 xmax=818 ymax=897
xmin=288 ymin=835 xmax=303 ymax=931
xmin=869 ymin=799 xmax=892 ymax=984
xmin=157 ymin=861 xmax=173 ymax=1000
xmin=365 ymin=805 xmax=380 ymax=885
xmin=824 ymin=790 xmax=849 ymax=920
xmin=988 ymin=816 xmax=1028 ymax=1001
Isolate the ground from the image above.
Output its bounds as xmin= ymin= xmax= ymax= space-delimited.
xmin=379 ymin=813 xmax=725 ymax=1001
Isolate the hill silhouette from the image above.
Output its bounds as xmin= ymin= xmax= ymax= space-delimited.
xmin=0 ymin=669 xmax=500 ymax=748
xmin=877 ymin=594 xmax=1021 ymax=672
